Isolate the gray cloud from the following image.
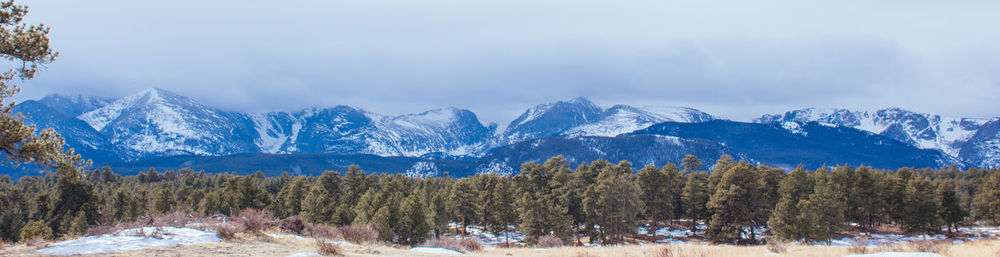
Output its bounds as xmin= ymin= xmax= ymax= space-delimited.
xmin=16 ymin=0 xmax=1000 ymax=125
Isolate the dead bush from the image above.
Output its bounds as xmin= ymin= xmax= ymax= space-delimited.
xmin=316 ymin=239 xmax=344 ymax=256
xmin=213 ymin=224 xmax=241 ymax=241
xmin=848 ymin=237 xmax=869 ymax=254
xmin=1 ymin=240 xmax=6 ymax=250
xmin=305 ymin=222 xmax=342 ymax=239
xmin=423 ymin=237 xmax=466 ymax=253
xmin=650 ymin=246 xmax=674 ymax=257
xmin=86 ymin=225 xmax=118 ymax=236
xmin=536 ymin=234 xmax=563 ymax=248
xmin=459 ymin=237 xmax=482 ymax=252
xmin=280 ymin=215 xmax=305 ymax=234
xmin=238 ymin=208 xmax=276 ymax=233
xmin=341 ymin=225 xmax=377 ymax=244
xmin=151 ymin=211 xmax=194 ymax=227
xmin=908 ymin=239 xmax=950 ymax=254
xmin=766 ymin=238 xmax=787 ymax=254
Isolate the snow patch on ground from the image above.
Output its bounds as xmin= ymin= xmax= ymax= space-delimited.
xmin=844 ymin=252 xmax=944 ymax=257
xmin=411 ymin=246 xmax=465 ymax=254
xmin=37 ymin=226 xmax=220 ymax=255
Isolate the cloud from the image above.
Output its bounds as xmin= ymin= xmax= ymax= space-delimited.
xmin=15 ymin=0 xmax=1000 ymax=124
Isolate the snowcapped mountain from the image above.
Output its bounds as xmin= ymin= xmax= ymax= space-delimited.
xmin=250 ymin=106 xmax=495 ymax=157
xmin=562 ymin=105 xmax=714 ymax=137
xmin=756 ymin=107 xmax=995 ymax=167
xmin=498 ymin=97 xmax=604 ymax=145
xmin=37 ymin=94 xmax=111 ymax=117
xmin=959 ymin=118 xmax=1000 ymax=168
xmin=77 ymin=88 xmax=260 ymax=158
xmin=500 ymin=97 xmax=714 ymax=144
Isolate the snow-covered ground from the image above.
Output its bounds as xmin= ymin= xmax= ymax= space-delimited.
xmin=37 ymin=226 xmax=221 ymax=255
xmin=411 ymin=247 xmax=465 ymax=255
xmin=844 ymin=252 xmax=945 ymax=257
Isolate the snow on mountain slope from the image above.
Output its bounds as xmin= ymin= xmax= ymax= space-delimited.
xmin=756 ymin=107 xmax=989 ymax=164
xmin=499 ymin=97 xmax=603 ymax=145
xmin=366 ymin=107 xmax=495 ymax=157
xmin=37 ymin=94 xmax=111 ymax=116
xmin=249 ymin=106 xmax=494 ymax=157
xmin=959 ymin=118 xmax=1000 ymax=168
xmin=563 ymin=105 xmax=714 ymax=137
xmin=77 ymin=88 xmax=259 ymax=157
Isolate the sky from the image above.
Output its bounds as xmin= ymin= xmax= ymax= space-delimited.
xmin=15 ymin=0 xmax=1000 ymax=125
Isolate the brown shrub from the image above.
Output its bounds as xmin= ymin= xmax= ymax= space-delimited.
xmin=848 ymin=237 xmax=869 ymax=254
xmin=536 ymin=234 xmax=564 ymax=248
xmin=650 ymin=246 xmax=674 ymax=257
xmin=86 ymin=225 xmax=119 ymax=236
xmin=151 ymin=211 xmax=194 ymax=227
xmin=213 ymin=224 xmax=241 ymax=241
xmin=766 ymin=238 xmax=787 ymax=254
xmin=280 ymin=215 xmax=305 ymax=234
xmin=341 ymin=225 xmax=378 ymax=244
xmin=305 ymin=223 xmax=342 ymax=239
xmin=908 ymin=239 xmax=950 ymax=254
xmin=316 ymin=239 xmax=344 ymax=256
xmin=459 ymin=238 xmax=482 ymax=252
xmin=423 ymin=237 xmax=466 ymax=252
xmin=238 ymin=208 xmax=276 ymax=233
xmin=0 ymin=240 xmax=6 ymax=250
xmin=573 ymin=251 xmax=599 ymax=257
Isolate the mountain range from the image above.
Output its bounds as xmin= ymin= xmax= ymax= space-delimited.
xmin=5 ymin=88 xmax=997 ymax=178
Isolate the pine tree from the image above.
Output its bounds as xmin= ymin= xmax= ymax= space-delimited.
xmin=514 ymin=157 xmax=574 ymax=244
xmin=398 ymin=189 xmax=431 ymax=245
xmin=636 ymin=165 xmax=670 ymax=237
xmin=768 ymin=166 xmax=814 ymax=241
xmin=797 ymin=172 xmax=846 ymax=244
xmin=681 ymin=154 xmax=703 ymax=173
xmin=485 ymin=176 xmax=518 ymax=247
xmin=370 ymin=206 xmax=393 ymax=242
xmin=151 ymin=187 xmax=176 ymax=214
xmin=449 ymin=176 xmax=480 ymax=236
xmin=706 ymin=161 xmax=762 ymax=243
xmin=0 ymin=183 xmax=28 ymax=242
xmin=937 ymin=182 xmax=965 ymax=233
xmin=47 ymin=166 xmax=99 ymax=236
xmin=900 ymin=178 xmax=940 ymax=234
xmin=275 ymin=177 xmax=308 ymax=218
xmin=302 ymin=183 xmax=337 ymax=224
xmin=583 ymin=161 xmax=644 ymax=245
xmin=973 ymin=171 xmax=1000 ymax=225
xmin=681 ymin=171 xmax=710 ymax=231
xmin=110 ymin=188 xmax=141 ymax=222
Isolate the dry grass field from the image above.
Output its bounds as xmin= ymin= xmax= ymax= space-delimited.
xmin=1 ymin=230 xmax=998 ymax=257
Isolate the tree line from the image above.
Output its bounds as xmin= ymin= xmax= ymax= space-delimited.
xmin=2 ymin=155 xmax=999 ymax=246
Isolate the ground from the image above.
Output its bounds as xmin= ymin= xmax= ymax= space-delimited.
xmin=2 ymin=230 xmax=999 ymax=257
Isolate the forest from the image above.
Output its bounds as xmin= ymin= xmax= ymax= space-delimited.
xmin=2 ymin=154 xmax=999 ymax=247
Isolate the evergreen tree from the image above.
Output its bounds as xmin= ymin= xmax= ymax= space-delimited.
xmin=636 ymin=165 xmax=670 ymax=236
xmin=514 ymin=157 xmax=573 ymax=244
xmin=583 ymin=163 xmax=644 ymax=245
xmin=151 ymin=187 xmax=176 ymax=214
xmin=485 ymin=176 xmax=518 ymax=247
xmin=301 ymin=183 xmax=337 ymax=224
xmin=449 ymin=176 xmax=480 ymax=236
xmin=973 ymin=171 xmax=1000 ymax=225
xmin=47 ymin=166 xmax=99 ymax=236
xmin=768 ymin=166 xmax=814 ymax=241
xmin=937 ymin=182 xmax=965 ymax=233
xmin=900 ymin=178 xmax=940 ymax=234
xmin=398 ymin=189 xmax=431 ymax=245
xmin=706 ymin=161 xmax=762 ymax=243
xmin=798 ymin=172 xmax=846 ymax=244
xmin=681 ymin=154 xmax=703 ymax=173
xmin=274 ymin=177 xmax=308 ymax=218
xmin=680 ymin=171 xmax=710 ymax=231
xmin=110 ymin=188 xmax=141 ymax=222
xmin=0 ymin=183 xmax=28 ymax=242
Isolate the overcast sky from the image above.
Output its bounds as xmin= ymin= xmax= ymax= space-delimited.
xmin=15 ymin=0 xmax=1000 ymax=125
